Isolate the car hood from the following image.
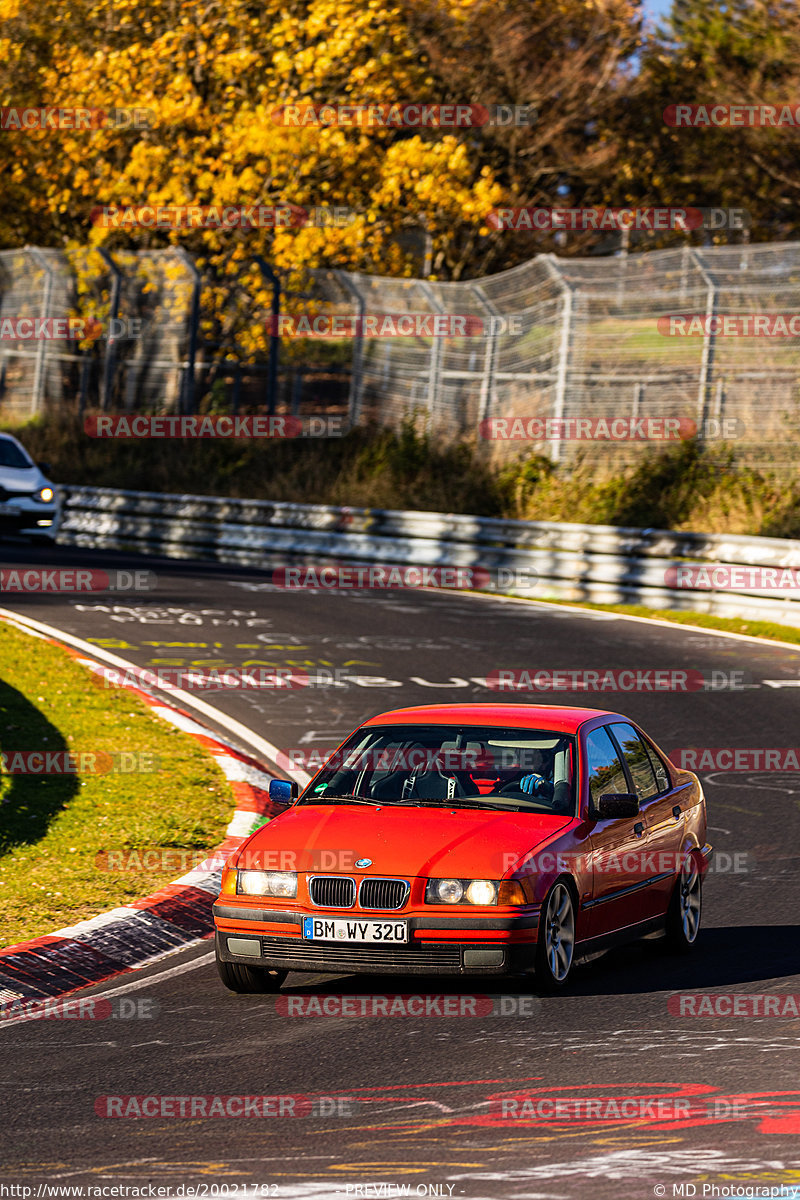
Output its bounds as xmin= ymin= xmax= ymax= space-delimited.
xmin=239 ymin=803 xmax=575 ymax=879
xmin=0 ymin=465 xmax=43 ymax=492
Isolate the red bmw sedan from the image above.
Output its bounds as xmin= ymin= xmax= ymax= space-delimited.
xmin=213 ymin=704 xmax=710 ymax=992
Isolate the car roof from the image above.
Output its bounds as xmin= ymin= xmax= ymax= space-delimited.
xmin=0 ymin=432 xmax=32 ymax=456
xmin=362 ymin=703 xmax=627 ymax=735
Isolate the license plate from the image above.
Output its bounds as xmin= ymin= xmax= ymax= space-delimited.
xmin=302 ymin=917 xmax=408 ymax=943
xmin=0 ymin=503 xmax=18 ymax=515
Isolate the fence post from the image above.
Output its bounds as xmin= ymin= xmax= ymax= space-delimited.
xmin=172 ymin=247 xmax=201 ymax=415
xmin=336 ymin=270 xmax=365 ymax=425
xmin=543 ymin=255 xmax=574 ymax=465
xmin=689 ymin=248 xmax=717 ymax=440
xmin=418 ymin=281 xmax=445 ymax=421
xmin=97 ymin=247 xmax=122 ymax=412
xmin=253 ymin=257 xmax=281 ymax=415
xmin=471 ymin=283 xmax=498 ymax=424
xmin=28 ymin=248 xmax=55 ymax=416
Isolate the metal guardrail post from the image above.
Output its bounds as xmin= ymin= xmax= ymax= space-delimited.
xmin=96 ymin=247 xmax=122 ymax=412
xmin=336 ymin=271 xmax=366 ymax=425
xmin=254 ymin=256 xmax=281 ymax=415
xmin=172 ymin=247 xmax=201 ymax=415
xmin=28 ymin=247 xmax=55 ymax=415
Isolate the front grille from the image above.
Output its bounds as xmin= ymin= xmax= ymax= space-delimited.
xmin=261 ymin=937 xmax=462 ymax=969
xmin=359 ymin=878 xmax=409 ymax=910
xmin=0 ymin=487 xmax=30 ymax=502
xmin=308 ymin=875 xmax=356 ymax=908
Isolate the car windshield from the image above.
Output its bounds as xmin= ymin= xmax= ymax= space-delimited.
xmin=0 ymin=437 xmax=33 ymax=470
xmin=299 ymin=723 xmax=577 ymax=815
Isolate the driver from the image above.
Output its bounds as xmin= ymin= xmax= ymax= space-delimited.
xmin=466 ymin=747 xmax=505 ymax=795
xmin=517 ymin=748 xmax=555 ymax=800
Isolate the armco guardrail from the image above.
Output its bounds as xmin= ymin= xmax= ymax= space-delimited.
xmin=58 ymin=485 xmax=800 ymax=628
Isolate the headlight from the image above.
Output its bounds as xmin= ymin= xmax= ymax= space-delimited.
xmin=237 ymin=869 xmax=297 ymax=898
xmin=425 ymin=878 xmax=499 ymax=905
xmin=465 ymin=880 xmax=497 ymax=905
xmin=35 ymin=487 xmax=54 ymax=503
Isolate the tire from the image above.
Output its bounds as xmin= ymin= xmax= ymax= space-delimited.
xmin=216 ymin=954 xmax=287 ymax=994
xmin=664 ymin=854 xmax=702 ymax=953
xmin=535 ymin=880 xmax=576 ymax=991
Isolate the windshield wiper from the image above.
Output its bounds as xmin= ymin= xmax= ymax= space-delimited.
xmin=299 ymin=794 xmax=377 ymax=806
xmin=392 ymin=796 xmax=555 ymax=812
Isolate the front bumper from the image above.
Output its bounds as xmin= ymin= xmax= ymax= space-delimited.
xmin=213 ymin=903 xmax=541 ymax=976
xmin=0 ymin=503 xmax=59 ymax=537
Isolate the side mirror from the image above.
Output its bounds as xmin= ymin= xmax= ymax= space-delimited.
xmin=269 ymin=778 xmax=299 ymax=804
xmin=593 ymin=792 xmax=639 ymax=819
xmin=37 ymin=461 xmax=52 ymax=475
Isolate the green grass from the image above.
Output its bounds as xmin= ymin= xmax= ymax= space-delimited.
xmin=0 ymin=621 xmax=236 ymax=948
xmin=536 ymin=599 xmax=800 ymax=646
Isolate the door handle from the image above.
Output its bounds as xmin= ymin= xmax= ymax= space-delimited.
xmin=634 ymin=821 xmax=644 ymax=836
xmin=672 ymin=805 xmax=682 ymax=819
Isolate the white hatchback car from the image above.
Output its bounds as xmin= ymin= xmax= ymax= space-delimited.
xmin=0 ymin=433 xmax=61 ymax=543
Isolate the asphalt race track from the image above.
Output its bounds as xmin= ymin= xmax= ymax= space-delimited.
xmin=2 ymin=543 xmax=800 ymax=1199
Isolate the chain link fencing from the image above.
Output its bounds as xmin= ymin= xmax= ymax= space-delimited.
xmin=2 ymin=242 xmax=800 ymax=468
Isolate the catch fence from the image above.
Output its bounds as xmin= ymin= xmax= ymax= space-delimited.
xmin=2 ymin=242 xmax=800 ymax=467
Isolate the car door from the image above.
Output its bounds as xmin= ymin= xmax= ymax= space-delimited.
xmin=608 ymin=721 xmax=683 ymax=916
xmin=583 ymin=724 xmax=650 ymax=940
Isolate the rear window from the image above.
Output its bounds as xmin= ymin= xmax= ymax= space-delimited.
xmin=0 ymin=438 xmax=33 ymax=469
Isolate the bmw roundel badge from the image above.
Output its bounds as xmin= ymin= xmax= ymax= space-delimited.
xmin=355 ymin=857 xmax=372 ymax=868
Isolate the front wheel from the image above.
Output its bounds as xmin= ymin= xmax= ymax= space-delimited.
xmin=216 ymin=954 xmax=287 ymax=994
xmin=535 ymin=880 xmax=576 ymax=991
xmin=664 ymin=855 xmax=702 ymax=952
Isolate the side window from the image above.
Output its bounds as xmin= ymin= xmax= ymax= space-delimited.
xmin=643 ymin=739 xmax=671 ymax=793
xmin=609 ymin=722 xmax=659 ymax=802
xmin=585 ymin=726 xmax=628 ymax=810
